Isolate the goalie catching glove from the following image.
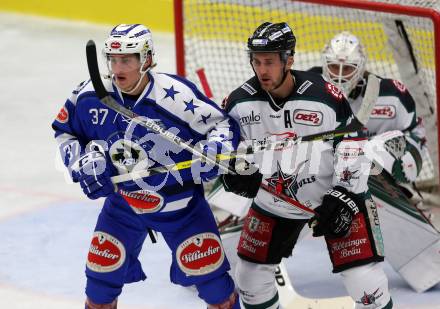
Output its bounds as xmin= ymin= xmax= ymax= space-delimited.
xmin=221 ymin=158 xmax=263 ymax=198
xmin=367 ymin=130 xmax=422 ymax=183
xmin=308 ymin=186 xmax=362 ymax=239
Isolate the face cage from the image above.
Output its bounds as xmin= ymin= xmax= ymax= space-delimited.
xmin=324 ymin=60 xmax=364 ymax=96
xmin=104 ymin=52 xmax=154 ymax=77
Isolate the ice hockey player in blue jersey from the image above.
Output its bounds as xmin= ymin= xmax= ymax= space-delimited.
xmin=52 ymin=24 xmax=241 ymax=309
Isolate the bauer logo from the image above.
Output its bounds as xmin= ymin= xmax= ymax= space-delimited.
xmin=110 ymin=41 xmax=121 ymax=49
xmin=293 ymin=109 xmax=323 ymax=126
xmin=119 ymin=189 xmax=164 ymax=214
xmin=176 ymin=233 xmax=224 ymax=276
xmin=87 ymin=232 xmax=126 ymax=273
xmin=56 ymin=106 xmax=69 ymax=123
xmin=371 ymin=105 xmax=396 ymax=119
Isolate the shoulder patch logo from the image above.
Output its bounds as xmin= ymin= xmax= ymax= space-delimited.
xmin=56 ymin=106 xmax=69 ymax=123
xmin=392 ymin=80 xmax=406 ymax=93
xmin=176 ymin=233 xmax=224 ymax=276
xmin=325 ymin=83 xmax=343 ymax=101
xmin=87 ymin=232 xmax=126 ymax=273
xmin=293 ymin=109 xmax=323 ymax=126
xmin=241 ymin=82 xmax=257 ymax=95
xmin=296 ymin=80 xmax=313 ymax=94
xmin=371 ymin=105 xmax=396 ymax=119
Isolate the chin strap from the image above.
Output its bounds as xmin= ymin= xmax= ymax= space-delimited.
xmin=120 ymin=63 xmax=158 ymax=95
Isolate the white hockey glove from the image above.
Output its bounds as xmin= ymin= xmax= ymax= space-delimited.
xmin=367 ymin=130 xmax=417 ymax=183
xmin=70 ymin=151 xmax=114 ymax=200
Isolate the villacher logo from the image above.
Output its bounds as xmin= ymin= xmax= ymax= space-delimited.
xmin=176 ymin=233 xmax=224 ymax=276
xmin=87 ymin=231 xmax=126 ymax=273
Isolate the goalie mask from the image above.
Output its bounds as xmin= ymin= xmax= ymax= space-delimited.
xmin=103 ymin=24 xmax=156 ymax=75
xmin=322 ymin=31 xmax=367 ymax=96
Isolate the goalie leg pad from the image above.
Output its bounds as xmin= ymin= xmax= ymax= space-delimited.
xmin=237 ymin=204 xmax=307 ymax=264
xmin=341 ymin=262 xmax=392 ymax=309
xmin=235 ymin=258 xmax=279 ymax=308
xmin=325 ymin=197 xmax=385 ymax=272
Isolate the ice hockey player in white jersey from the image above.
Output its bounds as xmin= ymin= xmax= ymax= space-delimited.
xmin=52 ymin=24 xmax=241 ymax=309
xmin=222 ymin=22 xmax=393 ymax=309
xmin=310 ymin=31 xmax=426 ymax=186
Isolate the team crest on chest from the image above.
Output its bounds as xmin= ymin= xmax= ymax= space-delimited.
xmin=265 ymin=161 xmax=316 ymax=202
xmin=107 ymin=132 xmax=151 ymax=174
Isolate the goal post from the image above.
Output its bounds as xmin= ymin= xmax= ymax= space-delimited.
xmin=174 ymin=0 xmax=440 ymax=188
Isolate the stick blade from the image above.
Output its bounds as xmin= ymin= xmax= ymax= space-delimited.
xmin=355 ymin=74 xmax=380 ymax=125
xmin=85 ymin=40 xmax=107 ymax=99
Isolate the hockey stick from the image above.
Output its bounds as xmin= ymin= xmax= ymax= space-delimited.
xmin=87 ymin=40 xmax=377 ymax=167
xmin=85 ymin=40 xmax=236 ymax=176
xmin=110 ymin=74 xmax=380 ymax=184
xmin=226 ymin=74 xmax=379 ymax=156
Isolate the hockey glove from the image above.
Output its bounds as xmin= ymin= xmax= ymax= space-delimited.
xmin=198 ymin=142 xmax=224 ymax=182
xmin=71 ymin=151 xmax=114 ymax=200
xmin=391 ymin=151 xmax=418 ymax=183
xmin=221 ymin=158 xmax=263 ymax=198
xmin=308 ymin=186 xmax=362 ymax=239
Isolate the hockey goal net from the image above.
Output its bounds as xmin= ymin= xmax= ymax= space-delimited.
xmin=174 ymin=0 xmax=440 ymax=189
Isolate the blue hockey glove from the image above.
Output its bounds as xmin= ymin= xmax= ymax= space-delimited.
xmin=308 ymin=186 xmax=361 ymax=239
xmin=70 ymin=151 xmax=114 ymax=200
xmin=198 ymin=142 xmax=227 ymax=182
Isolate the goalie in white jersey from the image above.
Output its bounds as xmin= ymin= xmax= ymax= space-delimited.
xmin=311 ymin=31 xmax=426 ymax=186
xmin=221 ymin=22 xmax=393 ymax=308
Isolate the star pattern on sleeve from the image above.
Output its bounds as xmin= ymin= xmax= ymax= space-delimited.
xmin=163 ymin=85 xmax=180 ymax=100
xmin=198 ymin=113 xmax=211 ymax=124
xmin=183 ymin=99 xmax=199 ymax=114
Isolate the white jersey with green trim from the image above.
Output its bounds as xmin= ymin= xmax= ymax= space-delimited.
xmin=226 ymin=70 xmax=370 ymax=219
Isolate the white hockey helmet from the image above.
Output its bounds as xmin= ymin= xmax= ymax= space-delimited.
xmin=103 ymin=24 xmax=156 ymax=73
xmin=322 ymin=31 xmax=367 ymax=96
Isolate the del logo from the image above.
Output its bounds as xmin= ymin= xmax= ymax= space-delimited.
xmin=325 ymin=82 xmax=343 ymax=100
xmin=240 ymin=111 xmax=261 ymax=125
xmin=293 ymin=109 xmax=323 ymax=126
xmin=392 ymin=79 xmax=406 ymax=93
xmin=371 ymin=105 xmax=395 ymax=119
xmin=87 ymin=232 xmax=126 ymax=273
xmin=56 ymin=106 xmax=69 ymax=123
xmin=176 ymin=233 xmax=224 ymax=276
xmin=119 ymin=189 xmax=164 ymax=213
xmin=110 ymin=41 xmax=121 ymax=49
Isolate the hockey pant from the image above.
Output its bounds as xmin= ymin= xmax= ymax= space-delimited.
xmin=235 ymin=203 xmax=391 ymax=308
xmin=85 ymin=195 xmax=237 ymax=306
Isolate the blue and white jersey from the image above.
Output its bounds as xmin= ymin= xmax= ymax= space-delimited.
xmin=52 ymin=71 xmax=240 ymax=215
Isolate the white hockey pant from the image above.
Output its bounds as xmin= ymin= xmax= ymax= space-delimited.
xmin=341 ymin=262 xmax=392 ymax=309
xmin=235 ymin=259 xmax=279 ymax=309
